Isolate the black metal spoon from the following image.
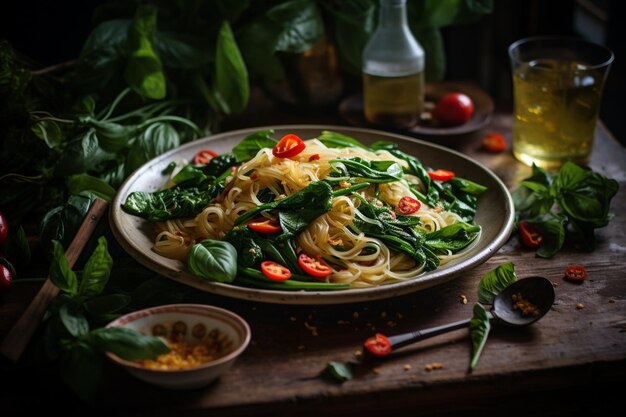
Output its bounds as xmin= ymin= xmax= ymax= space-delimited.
xmin=364 ymin=276 xmax=555 ymax=357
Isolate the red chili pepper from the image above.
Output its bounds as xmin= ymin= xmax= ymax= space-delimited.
xmin=193 ymin=149 xmax=218 ymax=165
xmin=261 ymin=261 xmax=291 ymax=281
xmin=272 ymin=134 xmax=306 ymax=158
xmin=308 ymin=154 xmax=320 ymax=162
xmin=564 ymin=265 xmax=587 ymax=283
xmin=248 ymin=218 xmax=281 ymax=234
xmin=298 ymin=253 xmax=333 ymax=279
xmin=364 ymin=333 xmax=392 ymax=357
xmin=428 ymin=169 xmax=455 ymax=182
xmin=519 ymin=221 xmax=544 ymax=248
xmin=481 ymin=132 xmax=507 ymax=153
xmin=396 ymin=196 xmax=421 ymax=215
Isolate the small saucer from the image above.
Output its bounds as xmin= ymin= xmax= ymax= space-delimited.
xmin=339 ymin=81 xmax=494 ymax=136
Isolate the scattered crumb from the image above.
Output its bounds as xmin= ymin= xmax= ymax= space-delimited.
xmin=424 ymin=362 xmax=444 ymax=372
xmin=353 ymin=312 xmax=360 ymax=319
xmin=576 ymin=303 xmax=585 ymax=310
xmin=552 ymin=281 xmax=559 ymax=287
xmin=460 ymin=294 xmax=468 ymax=305
xmin=354 ymin=350 xmax=363 ymax=358
xmin=403 ymin=364 xmax=412 ymax=371
xmin=304 ymin=322 xmax=318 ymax=336
xmin=372 ymin=367 xmax=381 ymax=374
xmin=608 ymin=298 xmax=616 ymax=304
xmin=289 ymin=316 xmax=297 ymax=322
xmin=337 ymin=320 xmax=351 ymax=325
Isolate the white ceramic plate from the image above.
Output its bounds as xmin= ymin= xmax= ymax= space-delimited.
xmin=110 ymin=125 xmax=514 ymax=305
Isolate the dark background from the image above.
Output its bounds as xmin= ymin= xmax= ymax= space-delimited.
xmin=2 ymin=0 xmax=624 ymax=144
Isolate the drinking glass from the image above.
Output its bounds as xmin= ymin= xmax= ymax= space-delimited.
xmin=508 ymin=36 xmax=613 ymax=169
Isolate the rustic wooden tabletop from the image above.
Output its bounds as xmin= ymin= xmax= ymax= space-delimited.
xmin=2 ymin=89 xmax=625 ymax=416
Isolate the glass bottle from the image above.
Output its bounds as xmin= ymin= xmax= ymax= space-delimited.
xmin=362 ymin=0 xmax=425 ymax=128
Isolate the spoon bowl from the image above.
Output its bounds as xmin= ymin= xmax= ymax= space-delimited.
xmin=492 ymin=276 xmax=555 ymax=326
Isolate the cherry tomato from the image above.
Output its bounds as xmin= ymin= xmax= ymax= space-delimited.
xmin=432 ymin=92 xmax=474 ymax=126
xmin=0 ymin=212 xmax=8 ymax=245
xmin=0 ymin=264 xmax=12 ymax=294
xmin=272 ymin=134 xmax=306 ymax=158
xmin=518 ymin=221 xmax=544 ymax=248
xmin=261 ymin=261 xmax=291 ymax=281
xmin=481 ymin=132 xmax=507 ymax=153
xmin=193 ymin=149 xmax=218 ymax=165
xmin=248 ymin=218 xmax=282 ymax=234
xmin=364 ymin=333 xmax=392 ymax=357
xmin=428 ymin=169 xmax=455 ymax=182
xmin=396 ymin=196 xmax=421 ymax=215
xmin=298 ymin=253 xmax=333 ymax=278
xmin=564 ymin=265 xmax=587 ymax=283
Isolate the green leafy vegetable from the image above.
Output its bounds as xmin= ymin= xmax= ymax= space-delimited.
xmin=232 ymin=129 xmax=277 ymax=161
xmin=49 ymin=240 xmax=78 ymax=296
xmin=78 ymin=236 xmax=113 ymax=299
xmin=214 ymin=20 xmax=249 ymax=114
xmin=187 ymin=239 xmax=238 ymax=283
xmin=88 ymin=327 xmax=169 ymax=361
xmin=329 ymin=157 xmax=404 ymax=183
xmin=468 ymin=303 xmax=491 ymax=372
xmin=122 ymin=186 xmax=216 ymax=221
xmin=59 ymin=304 xmax=90 ymax=337
xmin=477 ymin=261 xmax=517 ymax=304
xmin=424 ymin=222 xmax=481 ymax=252
xmin=326 ymin=361 xmax=354 ymax=381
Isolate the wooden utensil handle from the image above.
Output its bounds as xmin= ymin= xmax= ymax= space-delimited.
xmin=0 ymin=198 xmax=110 ymax=363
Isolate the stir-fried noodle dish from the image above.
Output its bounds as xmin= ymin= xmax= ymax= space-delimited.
xmin=122 ymin=131 xmax=487 ymax=291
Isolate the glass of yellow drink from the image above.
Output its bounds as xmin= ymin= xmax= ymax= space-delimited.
xmin=508 ymin=37 xmax=613 ymax=169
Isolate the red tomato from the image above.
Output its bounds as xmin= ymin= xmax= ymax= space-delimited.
xmin=298 ymin=253 xmax=333 ymax=278
xmin=0 ymin=212 xmax=8 ymax=244
xmin=261 ymin=261 xmax=291 ymax=281
xmin=432 ymin=92 xmax=474 ymax=126
xmin=428 ymin=169 xmax=455 ymax=182
xmin=564 ymin=265 xmax=587 ymax=283
xmin=364 ymin=333 xmax=392 ymax=357
xmin=481 ymin=132 xmax=507 ymax=153
xmin=518 ymin=221 xmax=544 ymax=248
xmin=248 ymin=218 xmax=281 ymax=234
xmin=193 ymin=149 xmax=218 ymax=165
xmin=272 ymin=134 xmax=306 ymax=158
xmin=396 ymin=196 xmax=421 ymax=215
xmin=0 ymin=264 xmax=11 ymax=294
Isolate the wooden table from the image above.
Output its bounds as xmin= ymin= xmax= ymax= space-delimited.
xmin=2 ymin=95 xmax=626 ymax=416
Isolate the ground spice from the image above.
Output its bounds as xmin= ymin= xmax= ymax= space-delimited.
xmin=511 ymin=292 xmax=540 ymax=316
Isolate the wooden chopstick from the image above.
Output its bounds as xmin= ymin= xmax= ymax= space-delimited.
xmin=0 ymin=198 xmax=110 ymax=363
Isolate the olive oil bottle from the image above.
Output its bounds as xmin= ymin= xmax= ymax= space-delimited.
xmin=362 ymin=0 xmax=424 ymax=129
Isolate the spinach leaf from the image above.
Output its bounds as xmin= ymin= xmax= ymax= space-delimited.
xmin=318 ymin=130 xmax=369 ymax=150
xmin=223 ymin=226 xmax=264 ymax=268
xmin=124 ymin=5 xmax=166 ymax=99
xmin=79 ymin=236 xmax=113 ymax=299
xmin=187 ymin=239 xmax=238 ymax=283
xmin=477 ymin=261 xmax=517 ymax=304
xmin=232 ymin=129 xmax=277 ymax=162
xmin=88 ymin=327 xmax=169 ymax=360
xmin=214 ymin=20 xmax=249 ymax=114
xmin=203 ymin=154 xmax=238 ymax=177
xmin=329 ymin=157 xmax=403 ymax=183
xmin=122 ymin=186 xmax=216 ymax=221
xmin=468 ymin=303 xmax=491 ymax=372
xmin=424 ymin=222 xmax=481 ymax=253
xmin=49 ymin=240 xmax=78 ymax=296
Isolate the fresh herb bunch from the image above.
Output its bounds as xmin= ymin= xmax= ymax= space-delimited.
xmin=512 ymin=162 xmax=618 ymax=257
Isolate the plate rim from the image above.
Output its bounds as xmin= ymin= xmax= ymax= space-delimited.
xmin=110 ymin=124 xmax=514 ymax=305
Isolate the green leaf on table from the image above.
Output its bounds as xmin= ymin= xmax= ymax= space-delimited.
xmin=477 ymin=262 xmax=517 ymax=304
xmin=188 ymin=239 xmax=238 ymax=283
xmin=59 ymin=304 xmax=90 ymax=337
xmin=83 ymin=293 xmax=131 ymax=315
xmin=60 ymin=341 xmax=103 ymax=402
xmin=124 ymin=5 xmax=166 ymax=99
xmin=468 ymin=303 xmax=491 ymax=372
xmin=79 ymin=236 xmax=113 ymax=299
xmin=67 ymin=173 xmax=116 ymax=202
xmin=524 ymin=213 xmax=567 ymax=258
xmin=325 ymin=361 xmax=354 ymax=382
xmin=512 ymin=164 xmax=554 ymax=216
xmin=232 ymin=129 xmax=277 ymax=162
xmin=214 ymin=20 xmax=249 ymax=114
xmin=125 ymin=122 xmax=180 ymax=175
xmin=88 ymin=327 xmax=169 ymax=361
xmin=49 ymin=240 xmax=78 ymax=296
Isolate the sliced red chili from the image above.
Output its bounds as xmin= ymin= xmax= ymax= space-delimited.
xmin=298 ymin=253 xmax=333 ymax=279
xmin=193 ymin=149 xmax=218 ymax=165
xmin=428 ymin=169 xmax=455 ymax=182
xmin=481 ymin=132 xmax=507 ymax=153
xmin=261 ymin=261 xmax=291 ymax=281
xmin=564 ymin=265 xmax=587 ymax=283
xmin=519 ymin=221 xmax=544 ymax=248
xmin=308 ymin=154 xmax=320 ymax=162
xmin=272 ymin=134 xmax=306 ymax=158
xmin=364 ymin=333 xmax=392 ymax=357
xmin=248 ymin=218 xmax=281 ymax=234
xmin=396 ymin=196 xmax=421 ymax=215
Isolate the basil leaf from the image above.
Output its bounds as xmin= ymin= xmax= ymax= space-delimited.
xmin=88 ymin=327 xmax=169 ymax=361
xmin=524 ymin=213 xmax=567 ymax=258
xmin=49 ymin=240 xmax=78 ymax=296
xmin=31 ymin=119 xmax=64 ymax=149
xmin=67 ymin=173 xmax=116 ymax=202
xmin=59 ymin=304 xmax=90 ymax=337
xmin=477 ymin=262 xmax=517 ymax=304
xmin=60 ymin=341 xmax=103 ymax=402
xmin=214 ymin=20 xmax=249 ymax=114
xmin=267 ymin=0 xmax=325 ymax=53
xmin=188 ymin=239 xmax=238 ymax=283
xmin=232 ymin=129 xmax=277 ymax=161
xmin=79 ymin=236 xmax=113 ymax=299
xmin=468 ymin=303 xmax=491 ymax=372
xmin=40 ymin=192 xmax=97 ymax=253
xmin=125 ymin=122 xmax=181 ymax=175
xmin=326 ymin=361 xmax=354 ymax=382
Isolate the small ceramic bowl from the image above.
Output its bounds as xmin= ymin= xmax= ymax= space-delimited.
xmin=105 ymin=304 xmax=251 ymax=389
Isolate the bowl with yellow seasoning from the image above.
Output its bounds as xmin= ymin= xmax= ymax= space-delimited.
xmin=105 ymin=304 xmax=251 ymax=389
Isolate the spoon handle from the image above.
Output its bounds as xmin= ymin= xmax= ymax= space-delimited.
xmin=387 ymin=318 xmax=472 ymax=350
